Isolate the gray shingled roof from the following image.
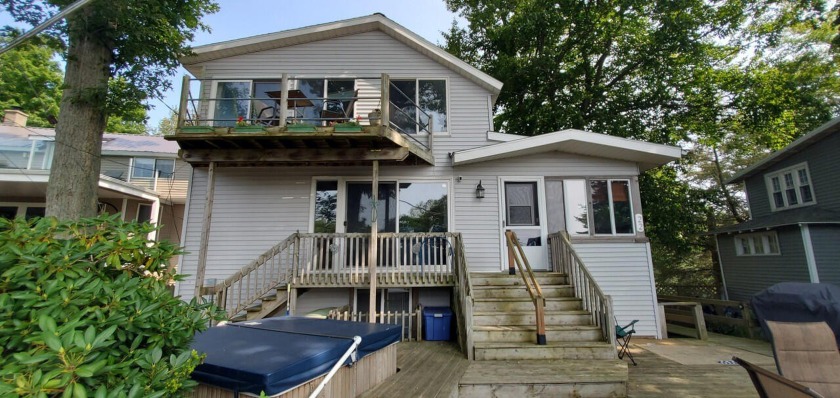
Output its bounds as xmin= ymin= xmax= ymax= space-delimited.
xmin=0 ymin=124 xmax=178 ymax=155
xmin=713 ymin=207 xmax=840 ymax=234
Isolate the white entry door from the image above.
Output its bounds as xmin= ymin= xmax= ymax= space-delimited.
xmin=500 ymin=178 xmax=549 ymax=271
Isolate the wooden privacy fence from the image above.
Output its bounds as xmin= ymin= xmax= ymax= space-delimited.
xmin=658 ymin=295 xmax=759 ymax=338
xmin=328 ymin=308 xmax=423 ymax=342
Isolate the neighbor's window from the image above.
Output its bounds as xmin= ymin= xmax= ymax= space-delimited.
xmin=136 ymin=204 xmax=153 ymax=223
xmin=590 ymin=179 xmax=633 ymax=235
xmin=766 ymin=163 xmax=815 ymax=211
xmin=132 ymin=158 xmax=175 ymax=179
xmin=734 ymin=232 xmax=780 ymax=256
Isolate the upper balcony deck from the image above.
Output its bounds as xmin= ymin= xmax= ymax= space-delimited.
xmin=167 ymin=74 xmax=437 ymax=167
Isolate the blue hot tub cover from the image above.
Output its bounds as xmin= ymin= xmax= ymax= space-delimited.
xmin=190 ymin=317 xmax=401 ymax=395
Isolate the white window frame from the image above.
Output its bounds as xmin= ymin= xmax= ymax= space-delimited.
xmin=734 ymin=231 xmax=780 ymax=256
xmin=765 ymin=162 xmax=816 ymax=211
xmin=389 ymin=77 xmax=450 ymax=135
xmin=131 ymin=158 xmax=175 ymax=180
xmin=207 ymin=79 xmax=253 ymax=126
xmin=589 ymin=178 xmax=635 ymax=236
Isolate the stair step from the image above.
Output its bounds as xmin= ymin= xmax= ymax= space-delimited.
xmin=473 ymin=297 xmax=582 ymax=312
xmin=472 ymin=285 xmax=574 ymax=298
xmin=470 ymin=272 xmax=568 ymax=286
xmin=459 ymin=360 xmax=627 ymax=398
xmin=473 ymin=341 xmax=617 ymax=360
xmin=472 ymin=310 xmax=591 ymax=326
xmin=472 ymin=325 xmax=604 ymax=343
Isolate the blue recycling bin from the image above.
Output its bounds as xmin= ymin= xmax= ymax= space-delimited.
xmin=422 ymin=306 xmax=452 ymax=341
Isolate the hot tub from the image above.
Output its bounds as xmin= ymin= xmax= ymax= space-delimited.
xmin=189 ymin=317 xmax=401 ymax=397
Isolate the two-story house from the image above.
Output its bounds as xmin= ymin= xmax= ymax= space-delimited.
xmin=714 ymin=116 xmax=840 ymax=302
xmin=168 ymin=15 xmax=681 ymax=383
xmin=0 ymin=108 xmax=191 ymax=262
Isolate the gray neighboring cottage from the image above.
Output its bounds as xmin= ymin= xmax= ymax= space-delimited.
xmin=714 ymin=116 xmax=840 ymax=302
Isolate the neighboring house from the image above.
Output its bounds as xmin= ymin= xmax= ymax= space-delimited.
xmin=714 ymin=117 xmax=840 ymax=302
xmin=168 ymin=13 xmax=682 ymax=346
xmin=0 ymin=109 xmax=191 ymax=262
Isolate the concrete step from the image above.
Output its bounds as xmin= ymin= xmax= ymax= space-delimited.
xmin=473 ymin=297 xmax=582 ymax=312
xmin=459 ymin=359 xmax=628 ymax=398
xmin=470 ymin=272 xmax=568 ymax=286
xmin=472 ymin=325 xmax=604 ymax=343
xmin=473 ymin=341 xmax=618 ymax=361
xmin=472 ymin=310 xmax=592 ymax=327
xmin=472 ymin=285 xmax=574 ymax=299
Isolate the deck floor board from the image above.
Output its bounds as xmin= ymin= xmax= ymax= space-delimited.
xmin=359 ymin=333 xmax=774 ymax=398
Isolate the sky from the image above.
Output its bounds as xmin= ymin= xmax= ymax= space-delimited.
xmin=0 ymin=0 xmax=463 ymax=131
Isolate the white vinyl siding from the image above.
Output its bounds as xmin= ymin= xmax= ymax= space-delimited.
xmin=197 ymin=31 xmax=494 ymax=164
xmin=573 ymin=242 xmax=659 ymax=337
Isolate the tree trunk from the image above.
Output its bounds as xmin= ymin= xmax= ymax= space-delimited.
xmin=46 ymin=12 xmax=112 ymax=220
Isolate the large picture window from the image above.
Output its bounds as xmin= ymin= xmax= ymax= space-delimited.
xmin=765 ymin=163 xmax=815 ymax=211
xmin=390 ymin=79 xmax=447 ymax=134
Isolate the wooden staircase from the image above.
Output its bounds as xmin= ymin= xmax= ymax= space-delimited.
xmin=234 ymin=286 xmax=290 ymax=322
xmin=459 ymin=272 xmax=628 ymax=397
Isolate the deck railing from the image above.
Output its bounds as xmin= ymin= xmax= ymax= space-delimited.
xmin=207 ymin=232 xmax=457 ymax=319
xmin=176 ymin=74 xmax=434 ymax=151
xmin=548 ymin=231 xmax=616 ymax=347
xmin=328 ymin=307 xmax=424 ymax=342
xmin=450 ymin=233 xmax=475 ymax=359
xmin=505 ymin=230 xmax=548 ymax=345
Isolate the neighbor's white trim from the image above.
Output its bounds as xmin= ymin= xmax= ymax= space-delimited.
xmin=800 ymin=224 xmax=820 ymax=283
xmin=714 ymin=236 xmax=729 ymax=300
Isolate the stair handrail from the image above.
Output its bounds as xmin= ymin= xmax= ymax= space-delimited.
xmin=206 ymin=232 xmax=299 ymax=318
xmin=504 ymin=230 xmax=547 ymax=345
xmin=548 ymin=231 xmax=616 ymax=347
xmin=450 ymin=233 xmax=475 ymax=359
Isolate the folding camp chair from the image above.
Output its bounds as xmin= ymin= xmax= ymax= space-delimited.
xmin=733 ymin=356 xmax=825 ymax=398
xmin=615 ymin=319 xmax=638 ymax=365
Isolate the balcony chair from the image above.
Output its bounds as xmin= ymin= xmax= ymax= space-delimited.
xmin=615 ymin=318 xmax=638 ymax=365
xmin=321 ymin=90 xmax=358 ymax=125
xmin=733 ymin=356 xmax=824 ymax=398
xmin=766 ymin=321 xmax=840 ymax=397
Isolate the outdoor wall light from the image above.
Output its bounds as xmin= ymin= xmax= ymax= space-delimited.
xmin=475 ymin=180 xmax=485 ymax=199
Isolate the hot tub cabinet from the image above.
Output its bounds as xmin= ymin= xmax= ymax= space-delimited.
xmin=189 ymin=318 xmax=401 ymax=397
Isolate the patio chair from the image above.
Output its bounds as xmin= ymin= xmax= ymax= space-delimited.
xmin=733 ymin=356 xmax=824 ymax=398
xmin=321 ymin=89 xmax=358 ymax=124
xmin=615 ymin=318 xmax=638 ymax=365
xmin=766 ymin=321 xmax=840 ymax=398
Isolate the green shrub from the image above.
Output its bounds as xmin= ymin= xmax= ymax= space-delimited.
xmin=0 ymin=215 xmax=223 ymax=397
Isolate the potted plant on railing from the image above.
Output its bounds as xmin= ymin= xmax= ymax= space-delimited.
xmin=368 ymin=109 xmax=381 ymax=126
xmin=286 ymin=120 xmax=317 ymax=133
xmin=233 ymin=116 xmax=265 ymax=133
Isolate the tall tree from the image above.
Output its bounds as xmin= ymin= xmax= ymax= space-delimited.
xmin=1 ymin=0 xmax=218 ymax=220
xmin=0 ymin=32 xmax=61 ymax=127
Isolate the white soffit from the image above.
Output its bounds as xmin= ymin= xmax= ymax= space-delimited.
xmin=455 ymin=129 xmax=682 ymax=171
xmin=182 ymin=14 xmax=503 ymax=98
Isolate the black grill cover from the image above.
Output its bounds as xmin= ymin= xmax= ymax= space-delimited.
xmin=751 ymin=282 xmax=840 ymax=348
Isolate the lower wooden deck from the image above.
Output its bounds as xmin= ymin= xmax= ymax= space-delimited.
xmin=360 ymin=333 xmax=774 ymax=397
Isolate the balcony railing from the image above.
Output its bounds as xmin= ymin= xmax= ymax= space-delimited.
xmin=176 ymin=73 xmax=437 ymax=151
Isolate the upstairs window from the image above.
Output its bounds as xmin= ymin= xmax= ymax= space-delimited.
xmin=734 ymin=232 xmax=780 ymax=256
xmin=389 ymin=79 xmax=447 ymax=134
xmin=765 ymin=163 xmax=815 ymax=211
xmin=132 ymin=158 xmax=175 ymax=179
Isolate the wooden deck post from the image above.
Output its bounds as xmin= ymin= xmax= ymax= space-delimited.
xmin=178 ymin=75 xmax=190 ymax=129
xmin=369 ymin=160 xmax=379 ymax=323
xmin=194 ymin=162 xmax=217 ymax=299
xmin=507 ymin=232 xmax=516 ymax=275
xmin=380 ymin=74 xmax=389 ymax=129
xmin=279 ymin=73 xmax=288 ymax=127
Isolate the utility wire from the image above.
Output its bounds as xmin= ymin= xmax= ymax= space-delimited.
xmin=0 ymin=0 xmax=95 ymax=56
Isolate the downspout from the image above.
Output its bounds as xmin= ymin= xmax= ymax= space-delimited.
xmin=800 ymin=224 xmax=820 ymax=283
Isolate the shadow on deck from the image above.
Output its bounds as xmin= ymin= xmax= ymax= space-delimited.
xmin=362 ymin=333 xmax=774 ymax=398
